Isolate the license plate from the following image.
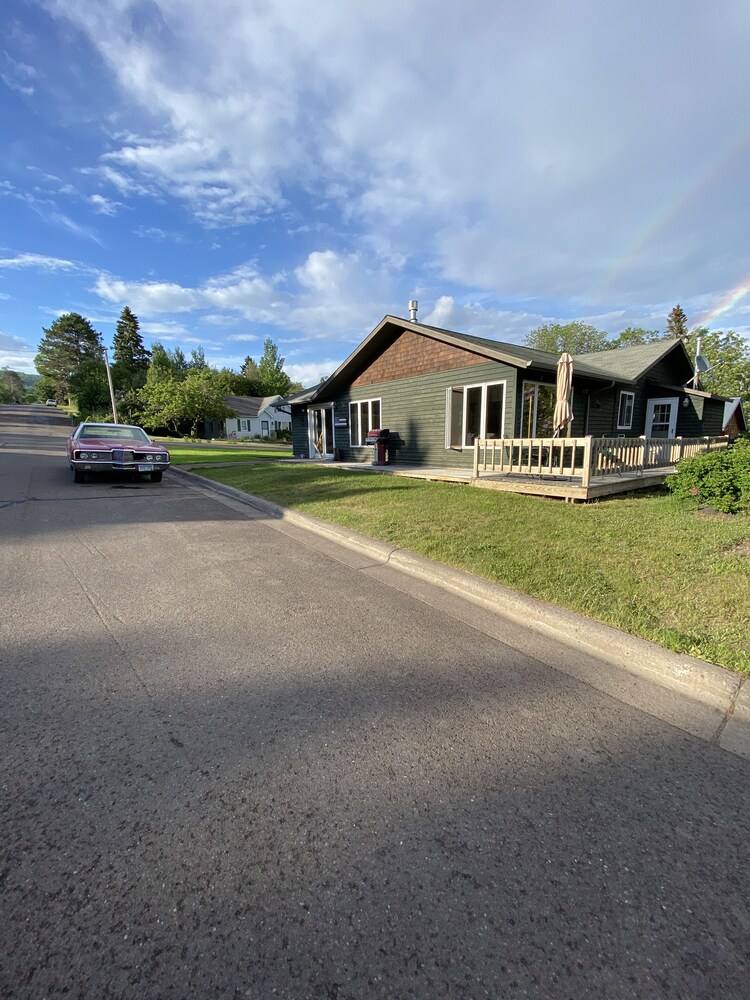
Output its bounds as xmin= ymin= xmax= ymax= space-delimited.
xmin=138 ymin=463 xmax=153 ymax=471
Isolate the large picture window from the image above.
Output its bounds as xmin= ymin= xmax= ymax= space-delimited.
xmin=617 ymin=391 xmax=635 ymax=430
xmin=349 ymin=398 xmax=381 ymax=446
xmin=446 ymin=381 xmax=505 ymax=448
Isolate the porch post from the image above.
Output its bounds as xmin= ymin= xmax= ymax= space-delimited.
xmin=473 ymin=440 xmax=480 ymax=478
xmin=581 ymin=436 xmax=592 ymax=488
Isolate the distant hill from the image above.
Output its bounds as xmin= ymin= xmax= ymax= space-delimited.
xmin=21 ymin=372 xmax=40 ymax=390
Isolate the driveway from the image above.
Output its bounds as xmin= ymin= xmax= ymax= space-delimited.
xmin=1 ymin=406 xmax=749 ymax=999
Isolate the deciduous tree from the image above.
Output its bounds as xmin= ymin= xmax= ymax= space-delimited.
xmin=608 ymin=327 xmax=662 ymax=349
xmin=1 ymin=368 xmax=26 ymax=403
xmin=524 ymin=321 xmax=609 ymax=355
xmin=687 ymin=327 xmax=750 ymax=408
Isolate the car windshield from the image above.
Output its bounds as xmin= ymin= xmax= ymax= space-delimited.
xmin=78 ymin=425 xmax=151 ymax=443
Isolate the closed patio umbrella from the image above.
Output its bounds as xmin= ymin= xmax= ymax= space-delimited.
xmin=553 ymin=352 xmax=574 ymax=437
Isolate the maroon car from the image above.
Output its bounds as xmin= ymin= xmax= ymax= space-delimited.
xmin=67 ymin=422 xmax=170 ymax=483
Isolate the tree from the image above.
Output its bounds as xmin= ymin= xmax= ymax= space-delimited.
xmin=139 ymin=367 xmax=234 ymax=436
xmin=1 ymin=368 xmax=26 ymax=403
xmin=608 ymin=327 xmax=662 ymax=350
xmin=69 ymin=357 xmax=111 ymax=417
xmin=189 ymin=346 xmax=209 ymax=371
xmin=524 ymin=321 xmax=609 ymax=355
xmin=240 ymin=355 xmax=260 ymax=388
xmin=253 ymin=338 xmax=294 ymax=396
xmin=35 ymin=312 xmax=103 ymax=403
xmin=147 ymin=342 xmax=189 ymax=382
xmin=216 ymin=367 xmax=255 ymax=396
xmin=666 ymin=304 xmax=689 ymax=341
xmin=112 ymin=307 xmax=150 ymax=390
xmin=686 ymin=327 xmax=750 ymax=407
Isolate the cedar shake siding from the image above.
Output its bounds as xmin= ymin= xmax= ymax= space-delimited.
xmin=351 ymin=330 xmax=488 ymax=387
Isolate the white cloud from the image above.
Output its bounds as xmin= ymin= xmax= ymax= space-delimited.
xmin=0 ymin=253 xmax=79 ymax=272
xmin=94 ymin=275 xmax=201 ymax=312
xmin=0 ymin=330 xmax=36 ymax=372
xmin=285 ymin=360 xmax=339 ymax=386
xmin=47 ymin=0 xmax=747 ymax=306
xmin=88 ymin=194 xmax=121 ymax=215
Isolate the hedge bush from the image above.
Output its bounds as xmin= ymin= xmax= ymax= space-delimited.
xmin=667 ymin=439 xmax=750 ymax=514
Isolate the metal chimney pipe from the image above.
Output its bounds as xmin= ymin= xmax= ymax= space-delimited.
xmin=408 ymin=299 xmax=418 ymax=322
xmin=693 ymin=335 xmax=702 ymax=389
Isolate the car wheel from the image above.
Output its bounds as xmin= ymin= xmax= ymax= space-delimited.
xmin=150 ymin=470 xmax=163 ymax=483
xmin=73 ymin=469 xmax=85 ymax=483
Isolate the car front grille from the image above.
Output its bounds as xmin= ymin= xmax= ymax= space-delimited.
xmin=112 ymin=449 xmax=135 ymax=463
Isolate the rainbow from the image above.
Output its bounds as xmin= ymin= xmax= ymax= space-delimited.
xmin=692 ymin=276 xmax=750 ymax=330
xmin=598 ymin=128 xmax=750 ymax=299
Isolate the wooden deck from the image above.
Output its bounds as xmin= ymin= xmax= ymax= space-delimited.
xmin=323 ymin=459 xmax=672 ymax=501
xmin=319 ymin=433 xmax=727 ymax=501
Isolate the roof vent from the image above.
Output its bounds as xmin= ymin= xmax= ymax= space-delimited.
xmin=408 ymin=299 xmax=418 ymax=322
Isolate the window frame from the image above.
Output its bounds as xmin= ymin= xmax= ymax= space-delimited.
xmin=349 ymin=397 xmax=382 ymax=447
xmin=445 ymin=379 xmax=506 ymax=449
xmin=617 ymin=390 xmax=635 ymax=430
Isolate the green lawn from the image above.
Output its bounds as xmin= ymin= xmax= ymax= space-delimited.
xmin=165 ymin=442 xmax=292 ymax=465
xmin=189 ymin=463 xmax=750 ymax=673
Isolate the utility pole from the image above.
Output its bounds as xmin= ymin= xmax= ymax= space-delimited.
xmin=102 ymin=347 xmax=119 ymax=424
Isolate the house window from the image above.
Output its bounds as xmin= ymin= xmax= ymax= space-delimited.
xmin=521 ymin=382 xmax=556 ymax=437
xmin=349 ymin=399 xmax=381 ymax=446
xmin=617 ymin=391 xmax=635 ymax=430
xmin=446 ymin=381 xmax=505 ymax=448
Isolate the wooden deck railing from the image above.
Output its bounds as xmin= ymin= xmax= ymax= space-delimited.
xmin=473 ymin=435 xmax=728 ymax=486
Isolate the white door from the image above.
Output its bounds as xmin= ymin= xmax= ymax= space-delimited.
xmin=308 ymin=406 xmax=334 ymax=458
xmin=645 ymin=397 xmax=678 ymax=439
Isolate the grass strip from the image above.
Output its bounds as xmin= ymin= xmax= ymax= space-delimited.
xmin=192 ymin=463 xmax=750 ymax=674
xmin=166 ymin=444 xmax=292 ymax=465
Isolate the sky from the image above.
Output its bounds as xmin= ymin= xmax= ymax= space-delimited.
xmin=2 ymin=0 xmax=750 ymax=385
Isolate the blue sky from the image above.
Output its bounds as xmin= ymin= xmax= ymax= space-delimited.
xmin=2 ymin=0 xmax=750 ymax=384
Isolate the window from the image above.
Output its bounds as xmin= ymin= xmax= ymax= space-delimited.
xmin=349 ymin=399 xmax=381 ymax=446
xmin=617 ymin=391 xmax=635 ymax=430
xmin=521 ymin=382 xmax=556 ymax=437
xmin=446 ymin=381 xmax=505 ymax=448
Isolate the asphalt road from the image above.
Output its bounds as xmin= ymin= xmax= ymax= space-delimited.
xmin=1 ymin=405 xmax=749 ymax=1000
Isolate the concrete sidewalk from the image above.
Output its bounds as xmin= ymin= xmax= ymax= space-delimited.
xmin=170 ymin=465 xmax=749 ymax=761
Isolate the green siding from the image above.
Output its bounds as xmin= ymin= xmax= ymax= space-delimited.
xmin=677 ymin=396 xmax=703 ymax=437
xmin=292 ymin=414 xmax=309 ymax=457
xmin=702 ymin=398 xmax=725 ymax=436
xmin=331 ymin=361 xmax=519 ymax=467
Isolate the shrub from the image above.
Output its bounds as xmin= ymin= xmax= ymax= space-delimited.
xmin=667 ymin=440 xmax=750 ymax=514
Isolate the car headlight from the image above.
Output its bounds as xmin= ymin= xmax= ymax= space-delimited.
xmin=89 ymin=452 xmax=99 ymax=459
xmin=154 ymin=454 xmax=163 ymax=462
xmin=80 ymin=452 xmax=89 ymax=459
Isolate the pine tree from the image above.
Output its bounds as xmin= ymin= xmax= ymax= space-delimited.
xmin=666 ymin=304 xmax=689 ymax=340
xmin=35 ymin=312 xmax=102 ymax=403
xmin=112 ymin=307 xmax=151 ymax=390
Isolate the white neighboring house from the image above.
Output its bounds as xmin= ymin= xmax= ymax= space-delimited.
xmin=222 ymin=395 xmax=291 ymax=439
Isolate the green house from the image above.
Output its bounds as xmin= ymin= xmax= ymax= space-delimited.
xmin=287 ymin=314 xmax=730 ymax=468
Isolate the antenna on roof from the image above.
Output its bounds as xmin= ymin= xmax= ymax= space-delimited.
xmin=408 ymin=299 xmax=418 ymax=322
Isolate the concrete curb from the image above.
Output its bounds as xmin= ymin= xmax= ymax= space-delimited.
xmin=170 ymin=466 xmax=749 ymax=759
